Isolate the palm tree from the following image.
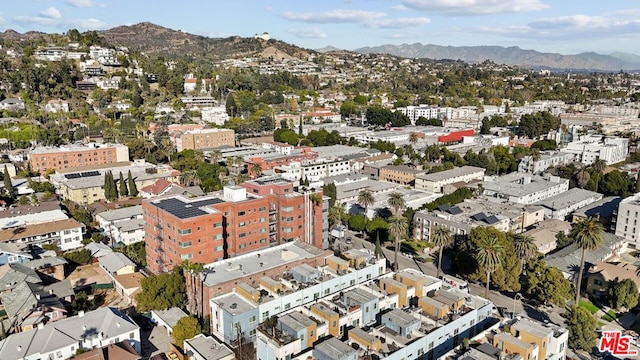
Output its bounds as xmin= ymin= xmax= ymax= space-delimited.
xmin=387 ymin=192 xmax=406 ymax=216
xmin=513 ymin=234 xmax=538 ymax=270
xmin=329 ymin=202 xmax=346 ymax=228
xmin=388 ymin=215 xmax=408 ymax=270
xmin=592 ymin=159 xmax=607 ymax=191
xmin=409 ymin=132 xmax=418 ymax=145
xmin=571 ymin=217 xmax=604 ymax=304
xmin=475 ymin=236 xmax=505 ymax=298
xmin=431 ymin=225 xmax=453 ymax=278
xmin=210 ymin=150 xmax=223 ymax=164
xmin=179 ymin=170 xmax=198 ymax=186
xmin=576 ymin=168 xmax=590 ymax=189
xmin=357 ymin=189 xmax=375 ymax=219
xmin=235 ymin=173 xmax=249 ymax=184
xmin=250 ymin=162 xmax=262 ymax=178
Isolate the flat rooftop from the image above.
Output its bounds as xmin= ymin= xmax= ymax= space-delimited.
xmin=534 ymin=187 xmax=602 ymax=210
xmin=201 ymin=241 xmax=327 ymax=286
xmin=216 ymin=292 xmax=257 ymax=315
xmin=483 ymin=173 xmax=567 ymax=198
xmin=149 ymin=195 xmax=223 ymax=219
xmin=95 ymin=205 xmax=143 ymax=222
xmin=30 ymin=143 xmax=126 ymax=154
xmin=417 ymin=166 xmax=485 ymax=182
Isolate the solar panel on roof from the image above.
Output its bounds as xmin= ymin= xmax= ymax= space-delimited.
xmin=437 ymin=204 xmax=451 ymax=212
xmin=471 ymin=212 xmax=487 ymax=221
xmin=448 ymin=206 xmax=463 ymax=215
xmin=484 ymin=215 xmax=500 ymax=224
xmin=153 ymin=197 xmax=224 ymax=219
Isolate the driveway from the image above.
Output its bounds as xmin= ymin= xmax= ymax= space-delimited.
xmin=142 ymin=324 xmax=173 ymax=359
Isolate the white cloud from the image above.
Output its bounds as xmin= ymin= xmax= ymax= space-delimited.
xmin=39 ymin=7 xmax=62 ymax=19
xmin=391 ymin=5 xmax=409 ymax=11
xmin=65 ymin=0 xmax=100 ymax=8
xmin=14 ymin=16 xmax=106 ymax=30
xmin=365 ymin=17 xmax=431 ymax=29
xmin=288 ymin=27 xmax=327 ymax=39
xmin=283 ymin=9 xmax=386 ymax=24
xmin=401 ymin=0 xmax=548 ymax=15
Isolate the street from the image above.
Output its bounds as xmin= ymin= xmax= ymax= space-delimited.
xmin=338 ymin=229 xmax=568 ymax=327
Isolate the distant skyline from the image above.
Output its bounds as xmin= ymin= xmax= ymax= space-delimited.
xmin=1 ymin=0 xmax=639 ymax=55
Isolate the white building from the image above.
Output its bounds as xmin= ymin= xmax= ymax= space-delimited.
xmin=518 ymin=152 xmax=576 ymax=174
xmin=482 ymin=173 xmax=569 ymax=205
xmin=184 ymin=334 xmax=235 ymax=360
xmin=274 ymin=159 xmax=351 ymax=182
xmin=44 ymin=99 xmax=70 ymax=113
xmin=0 ymin=218 xmax=85 ymax=251
xmin=561 ymin=135 xmax=629 ymax=165
xmin=201 ymin=106 xmax=230 ymax=126
xmin=615 ymin=192 xmax=640 ymax=245
xmin=0 ymin=307 xmax=140 ymax=360
xmin=534 ymin=188 xmax=603 ymax=220
xmin=95 ymin=205 xmax=145 ymax=246
xmin=415 ymin=166 xmax=485 ymax=193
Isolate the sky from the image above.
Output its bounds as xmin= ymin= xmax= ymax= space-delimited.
xmin=1 ymin=0 xmax=640 ymax=55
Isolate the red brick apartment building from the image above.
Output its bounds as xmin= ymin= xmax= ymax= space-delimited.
xmin=29 ymin=143 xmax=130 ymax=173
xmin=143 ymin=177 xmax=326 ymax=274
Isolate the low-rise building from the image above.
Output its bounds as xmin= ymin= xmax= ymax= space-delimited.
xmin=0 ymin=218 xmax=85 ymax=251
xmin=586 ymin=261 xmax=640 ymax=299
xmin=517 ymin=151 xmax=576 ymax=174
xmin=151 ymin=307 xmax=188 ymax=336
xmin=95 ymin=205 xmax=144 ymax=246
xmin=29 ymin=143 xmax=130 ymax=173
xmin=615 ymin=192 xmax=640 ymax=245
xmin=415 ymin=166 xmax=485 ymax=193
xmin=561 ymin=135 xmax=629 ymax=165
xmin=176 ymin=128 xmax=236 ymax=151
xmin=379 ymin=165 xmax=424 ymax=186
xmin=493 ymin=332 xmax=540 ymax=360
xmin=522 ymin=219 xmax=572 ymax=255
xmin=482 ymin=173 xmax=569 ymax=205
xmin=534 ymin=187 xmax=603 ymax=220
xmin=184 ymin=334 xmax=235 ymax=360
xmin=0 ymin=307 xmax=141 ymax=360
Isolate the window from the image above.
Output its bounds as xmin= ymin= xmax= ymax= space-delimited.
xmin=259 ymin=206 xmax=266 ymax=212
xmin=7 ymin=255 xmax=18 ymax=263
xmin=260 ymin=238 xmax=267 ymax=244
xmin=239 ymin=244 xmax=246 ymax=249
xmin=284 ymin=303 xmax=291 ymax=310
xmin=215 ymin=245 xmax=224 ymax=251
xmin=129 ymin=332 xmax=134 ymax=339
xmin=281 ymin=206 xmax=294 ymax=212
xmin=249 ymin=315 xmax=256 ymax=324
xmin=310 ymin=330 xmax=314 ymax=337
xmin=238 ymin=211 xmax=246 ymax=216
xmin=263 ymin=311 xmax=269 ymax=318
xmin=180 ymin=253 xmax=193 ymax=260
xmin=214 ymin=222 xmax=222 ymax=228
xmin=239 ymin=233 xmax=247 ymax=238
xmin=238 ymin=222 xmax=246 ymax=227
xmin=178 ymin=228 xmax=192 ymax=235
xmin=179 ymin=241 xmax=192 ymax=248
xmin=214 ymin=234 xmax=223 ymax=240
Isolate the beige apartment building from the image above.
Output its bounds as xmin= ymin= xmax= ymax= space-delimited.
xmin=379 ymin=165 xmax=424 ymax=186
xmin=176 ymin=128 xmax=235 ymax=151
xmin=29 ymin=143 xmax=129 ymax=173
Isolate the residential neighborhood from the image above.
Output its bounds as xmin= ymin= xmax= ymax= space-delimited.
xmin=0 ymin=16 xmax=639 ymax=360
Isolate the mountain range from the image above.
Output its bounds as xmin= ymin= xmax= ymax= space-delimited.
xmin=1 ymin=22 xmax=637 ymax=71
xmin=354 ymin=43 xmax=640 ymax=71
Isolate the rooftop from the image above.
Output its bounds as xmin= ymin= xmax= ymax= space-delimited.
xmin=201 ymin=241 xmax=328 ymax=287
xmin=184 ymin=334 xmax=235 ymax=360
xmin=0 ymin=307 xmax=138 ymax=359
xmin=0 ymin=218 xmax=83 ymax=243
xmin=494 ymin=332 xmax=535 ymax=350
xmin=545 ymin=232 xmax=625 ymax=279
xmin=417 ymin=166 xmax=486 ymax=182
xmin=483 ymin=173 xmax=568 ymax=198
xmin=148 ymin=195 xmax=223 ymax=220
xmin=152 ymin=307 xmax=188 ymax=329
xmin=314 ymin=336 xmax=357 ymax=358
xmin=383 ymin=308 xmax=419 ymax=327
xmin=30 ymin=143 xmax=127 ymax=154
xmin=216 ymin=292 xmax=257 ymax=315
xmin=534 ymin=187 xmax=602 ymax=210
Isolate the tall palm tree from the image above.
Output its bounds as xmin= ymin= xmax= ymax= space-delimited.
xmin=409 ymin=132 xmax=418 ymax=145
xmin=357 ymin=189 xmax=375 ymax=219
xmin=329 ymin=202 xmax=346 ymax=228
xmin=571 ymin=216 xmax=604 ymax=304
xmin=388 ymin=215 xmax=408 ymax=270
xmin=431 ymin=225 xmax=453 ymax=278
xmin=250 ymin=162 xmax=262 ymax=178
xmin=210 ymin=150 xmax=222 ymax=164
xmin=235 ymin=173 xmax=249 ymax=184
xmin=592 ymin=159 xmax=607 ymax=191
xmin=475 ymin=236 xmax=505 ymax=298
xmin=513 ymin=234 xmax=538 ymax=270
xmin=387 ymin=192 xmax=406 ymax=216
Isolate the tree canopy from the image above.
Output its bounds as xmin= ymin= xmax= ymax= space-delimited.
xmin=566 ymin=306 xmax=597 ymax=351
xmin=172 ymin=316 xmax=201 ymax=348
xmin=135 ymin=271 xmax=186 ymax=312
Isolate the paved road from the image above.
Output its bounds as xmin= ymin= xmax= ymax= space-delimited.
xmin=338 ymin=229 xmax=568 ymax=327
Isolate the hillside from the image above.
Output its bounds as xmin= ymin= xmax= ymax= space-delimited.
xmin=97 ymin=22 xmax=313 ymax=60
xmin=355 ymin=43 xmax=640 ymax=71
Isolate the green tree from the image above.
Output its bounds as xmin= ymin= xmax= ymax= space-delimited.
xmin=71 ymin=291 xmax=92 ymax=313
xmin=566 ymin=306 xmax=597 ymax=351
xmin=387 ymin=191 xmax=406 ymax=216
xmin=225 ymin=94 xmax=237 ymax=117
xmin=431 ymin=225 xmax=453 ymax=278
xmin=513 ymin=234 xmax=538 ymax=269
xmin=63 ymin=248 xmax=92 ymax=265
xmin=608 ymin=278 xmax=639 ymax=310
xmin=571 ymin=217 xmax=604 ymax=304
xmin=103 ymin=171 xmax=117 ymax=201
xmin=135 ymin=271 xmax=186 ymax=312
xmin=348 ymin=214 xmax=367 ymax=233
xmin=3 ymin=165 xmax=13 ymax=199
xmin=521 ymin=258 xmax=573 ymax=306
xmin=357 ymin=189 xmax=375 ymax=218
xmin=172 ymin=316 xmax=201 ymax=348
xmin=475 ymin=235 xmax=505 ymax=298
xmin=366 ymin=216 xmax=388 ymax=236
xmin=388 ymin=215 xmax=408 ymax=271
xmin=128 ymin=170 xmax=138 ymax=197
xmin=118 ymin=172 xmax=128 ymax=197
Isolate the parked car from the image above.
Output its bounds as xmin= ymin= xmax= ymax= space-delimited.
xmin=415 ymin=257 xmax=428 ymax=263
